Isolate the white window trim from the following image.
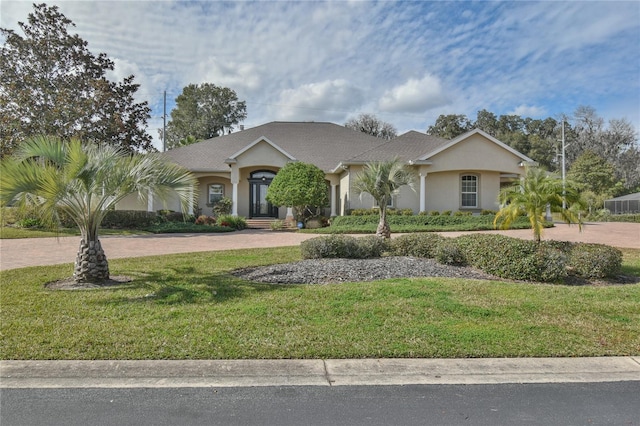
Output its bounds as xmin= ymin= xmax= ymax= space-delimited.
xmin=208 ymin=183 xmax=225 ymax=205
xmin=460 ymin=174 xmax=479 ymax=209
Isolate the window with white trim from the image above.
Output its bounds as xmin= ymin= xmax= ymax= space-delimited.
xmin=461 ymin=175 xmax=478 ymax=208
xmin=208 ymin=184 xmax=224 ymax=205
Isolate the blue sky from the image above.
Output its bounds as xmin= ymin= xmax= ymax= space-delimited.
xmin=2 ymin=0 xmax=639 ymax=150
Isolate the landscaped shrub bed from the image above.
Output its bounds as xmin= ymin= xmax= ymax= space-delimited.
xmin=389 ymin=233 xmax=445 ymax=258
xmin=301 ymin=235 xmax=388 ymax=259
xmin=300 ymin=233 xmax=623 ymax=283
xmin=605 ymin=214 xmax=640 ymax=223
xmin=330 ymin=214 xmax=541 ymax=231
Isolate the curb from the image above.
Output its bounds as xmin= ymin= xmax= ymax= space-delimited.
xmin=2 ymin=357 xmax=639 ymax=388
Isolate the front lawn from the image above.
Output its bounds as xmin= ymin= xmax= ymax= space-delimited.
xmin=1 ymin=247 xmax=638 ymax=360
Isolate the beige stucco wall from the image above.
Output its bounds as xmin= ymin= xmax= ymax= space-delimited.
xmin=426 ymin=134 xmax=525 ymax=174
xmin=421 ymin=170 xmax=502 ymax=212
xmin=196 ymin=174 xmax=232 ymax=216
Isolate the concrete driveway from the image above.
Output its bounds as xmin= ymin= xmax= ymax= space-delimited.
xmin=0 ymin=222 xmax=638 ymax=271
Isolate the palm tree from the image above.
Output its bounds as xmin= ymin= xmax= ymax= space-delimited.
xmin=352 ymin=157 xmax=415 ymax=238
xmin=0 ymin=136 xmax=197 ymax=283
xmin=494 ymin=166 xmax=584 ymax=243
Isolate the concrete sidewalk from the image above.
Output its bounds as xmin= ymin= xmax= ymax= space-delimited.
xmin=1 ymin=222 xmax=638 ymax=271
xmin=2 ymin=357 xmax=639 ymax=388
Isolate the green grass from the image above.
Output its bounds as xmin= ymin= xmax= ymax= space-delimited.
xmin=2 ymin=247 xmax=639 ymax=360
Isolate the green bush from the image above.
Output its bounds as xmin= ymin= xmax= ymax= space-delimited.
xmin=567 ymin=243 xmax=622 ymax=278
xmin=147 ymin=222 xmax=235 ymax=234
xmin=195 ymin=215 xmax=216 ymax=225
xmin=605 ymin=214 xmax=640 ymax=223
xmin=300 ymin=235 xmax=388 ymax=259
xmin=441 ymin=210 xmax=452 ymax=216
xmin=16 ymin=217 xmax=42 ymax=228
xmin=99 ymin=210 xmax=159 ymax=229
xmin=451 ymin=234 xmax=567 ymax=282
xmin=454 ymin=210 xmax=473 ymax=216
xmin=217 ymin=214 xmax=247 ymax=230
xmin=389 ymin=233 xmax=445 ymax=258
xmin=533 ymin=245 xmax=568 ymax=283
xmin=401 ymin=209 xmax=414 ymax=216
xmin=433 ymin=239 xmax=466 ymax=266
xmin=355 ymin=235 xmax=390 ymax=258
xmin=212 ymin=197 xmax=233 ymax=216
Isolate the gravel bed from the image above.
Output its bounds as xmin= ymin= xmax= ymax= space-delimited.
xmin=232 ymin=256 xmax=499 ymax=284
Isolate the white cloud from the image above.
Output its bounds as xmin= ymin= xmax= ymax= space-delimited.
xmin=273 ymin=80 xmax=364 ymax=122
xmin=1 ymin=0 xmax=638 ymax=143
xmin=378 ymin=74 xmax=449 ymax=113
xmin=509 ymin=105 xmax=547 ymax=118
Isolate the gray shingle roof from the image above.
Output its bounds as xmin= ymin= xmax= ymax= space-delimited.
xmin=162 ymin=121 xmax=387 ymax=172
xmin=345 ymin=131 xmax=450 ymax=163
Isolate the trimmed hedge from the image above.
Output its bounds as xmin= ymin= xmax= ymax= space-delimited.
xmin=330 ymin=214 xmax=541 ymax=230
xmin=389 ymin=233 xmax=445 ymax=258
xmin=566 ymin=243 xmax=623 ymax=278
xmin=300 ymin=232 xmax=622 ymax=283
xmin=300 ymin=235 xmax=388 ymax=259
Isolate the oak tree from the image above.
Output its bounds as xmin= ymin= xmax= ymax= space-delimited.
xmin=0 ymin=3 xmax=153 ymax=157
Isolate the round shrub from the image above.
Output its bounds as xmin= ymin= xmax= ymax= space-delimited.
xmin=301 ymin=235 xmax=360 ymax=259
xmin=533 ymin=245 xmax=568 ymax=283
xmin=195 ymin=215 xmax=216 ymax=225
xmin=301 ymin=235 xmax=388 ymax=259
xmin=355 ymin=235 xmax=390 ymax=258
xmin=389 ymin=233 xmax=445 ymax=258
xmin=567 ymin=243 xmax=622 ymax=278
xmin=434 ymin=239 xmax=466 ymax=266
xmin=451 ymin=234 xmax=565 ymax=282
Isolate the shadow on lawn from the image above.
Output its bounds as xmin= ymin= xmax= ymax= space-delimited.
xmin=102 ymin=265 xmax=287 ymax=305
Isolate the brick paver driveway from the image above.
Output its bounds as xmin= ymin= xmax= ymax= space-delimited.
xmin=1 ymin=222 xmax=638 ymax=271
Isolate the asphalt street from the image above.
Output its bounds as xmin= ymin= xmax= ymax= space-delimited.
xmin=2 ymin=382 xmax=639 ymax=426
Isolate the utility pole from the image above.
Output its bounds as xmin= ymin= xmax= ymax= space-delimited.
xmin=561 ymin=119 xmax=566 ymax=209
xmin=163 ymin=90 xmax=167 ymax=152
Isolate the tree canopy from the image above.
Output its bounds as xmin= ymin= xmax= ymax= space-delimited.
xmin=265 ymin=162 xmax=329 ymax=221
xmin=345 ymin=113 xmax=397 ymax=140
xmin=0 ymin=3 xmax=153 ymax=157
xmin=163 ymin=83 xmax=247 ymax=149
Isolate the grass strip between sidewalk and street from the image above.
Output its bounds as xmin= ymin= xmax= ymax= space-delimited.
xmin=1 ymin=247 xmax=639 ymax=360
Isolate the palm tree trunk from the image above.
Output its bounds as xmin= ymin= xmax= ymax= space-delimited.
xmin=74 ymin=238 xmax=109 ymax=283
xmin=377 ymin=207 xmax=391 ymax=239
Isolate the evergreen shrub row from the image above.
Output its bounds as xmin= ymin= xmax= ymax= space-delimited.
xmin=300 ymin=233 xmax=622 ymax=282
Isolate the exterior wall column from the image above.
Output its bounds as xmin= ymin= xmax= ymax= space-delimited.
xmin=147 ymin=191 xmax=154 ymax=212
xmin=419 ymin=173 xmax=427 ymax=213
xmin=231 ymin=182 xmax=238 ymax=216
xmin=330 ymin=184 xmax=337 ymax=217
xmin=230 ymin=164 xmax=240 ymax=216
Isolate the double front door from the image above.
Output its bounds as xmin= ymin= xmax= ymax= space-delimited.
xmin=249 ymin=170 xmax=278 ymax=218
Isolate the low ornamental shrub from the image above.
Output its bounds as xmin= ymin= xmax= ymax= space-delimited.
xmin=567 ymin=243 xmax=622 ymax=278
xmin=434 ymin=239 xmax=466 ymax=266
xmin=451 ymin=234 xmax=567 ymax=282
xmin=389 ymin=233 xmax=445 ymax=258
xmin=217 ymin=214 xmax=247 ymax=230
xmin=99 ymin=210 xmax=158 ymax=229
xmin=300 ymin=235 xmax=388 ymax=259
xmin=195 ymin=215 xmax=216 ymax=225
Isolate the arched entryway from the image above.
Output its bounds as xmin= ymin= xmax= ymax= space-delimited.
xmin=248 ymin=170 xmax=278 ymax=218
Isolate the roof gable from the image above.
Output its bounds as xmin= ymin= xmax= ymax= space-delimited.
xmin=418 ymin=129 xmax=534 ymax=163
xmin=225 ymin=136 xmax=296 ymax=163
